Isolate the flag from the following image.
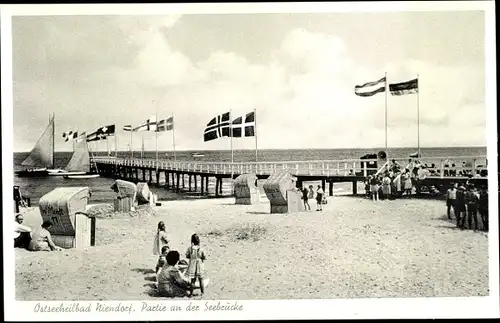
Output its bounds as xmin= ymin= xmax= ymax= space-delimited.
xmin=156 ymin=116 xmax=174 ymax=132
xmin=62 ymin=130 xmax=78 ymax=142
xmin=86 ymin=131 xmax=107 ymax=142
xmin=204 ymin=112 xmax=231 ymax=142
xmin=354 ymin=77 xmax=386 ymax=97
xmin=98 ymin=124 xmax=115 ymax=136
xmin=231 ymin=111 xmax=255 ymax=137
xmin=86 ymin=125 xmax=111 ymax=142
xmin=123 ymin=125 xmax=133 ymax=132
xmin=389 ymin=78 xmax=418 ymax=96
xmin=134 ymin=116 xmax=157 ymax=132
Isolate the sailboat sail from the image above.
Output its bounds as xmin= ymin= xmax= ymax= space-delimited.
xmin=21 ymin=116 xmax=55 ymax=168
xmin=64 ymin=139 xmax=90 ymax=172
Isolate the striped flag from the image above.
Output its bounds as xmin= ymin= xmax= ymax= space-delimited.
xmin=123 ymin=125 xmax=133 ymax=132
xmin=231 ymin=111 xmax=255 ymax=137
xmin=354 ymin=77 xmax=386 ymax=97
xmin=156 ymin=116 xmax=174 ymax=132
xmin=389 ymin=78 xmax=418 ymax=96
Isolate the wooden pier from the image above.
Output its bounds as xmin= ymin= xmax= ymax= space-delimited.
xmin=92 ymin=155 xmax=488 ymax=197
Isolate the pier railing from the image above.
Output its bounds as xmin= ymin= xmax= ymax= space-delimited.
xmin=91 ymin=156 xmax=487 ymax=178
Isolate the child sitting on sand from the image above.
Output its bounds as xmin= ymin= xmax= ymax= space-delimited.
xmin=156 ymin=245 xmax=169 ymax=274
xmin=186 ymin=233 xmax=206 ymax=297
xmin=157 ymin=250 xmax=191 ymax=298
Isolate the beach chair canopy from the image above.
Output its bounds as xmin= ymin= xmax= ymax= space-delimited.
xmin=110 ymin=179 xmax=137 ymax=198
xmin=263 ymin=171 xmax=298 ymax=204
xmin=38 ymin=187 xmax=90 ymax=236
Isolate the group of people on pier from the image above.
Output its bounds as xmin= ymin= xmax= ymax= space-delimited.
xmin=364 ymin=159 xmax=431 ymax=201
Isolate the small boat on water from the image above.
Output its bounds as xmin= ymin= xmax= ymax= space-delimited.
xmin=63 ymin=139 xmax=100 ymax=180
xmin=63 ymin=174 xmax=100 ymax=179
xmin=191 ymin=152 xmax=204 ymax=158
xmin=16 ymin=115 xmax=59 ymax=177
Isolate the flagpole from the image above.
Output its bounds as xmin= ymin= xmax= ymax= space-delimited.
xmin=130 ymin=129 xmax=133 ymax=159
xmin=172 ymin=112 xmax=177 ymax=161
xmin=141 ymin=134 xmax=144 ymax=160
xmin=115 ymin=130 xmax=118 ymax=160
xmin=230 ymin=110 xmax=234 ymax=180
xmin=155 ymin=111 xmax=159 ymax=171
xmin=385 ymin=72 xmax=388 ymax=158
xmin=254 ymin=108 xmax=258 ymax=162
xmin=417 ymin=74 xmax=420 ymax=157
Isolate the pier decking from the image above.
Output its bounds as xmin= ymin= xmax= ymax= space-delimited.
xmin=92 ymin=155 xmax=488 ymax=197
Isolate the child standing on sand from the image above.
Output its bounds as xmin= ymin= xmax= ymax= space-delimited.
xmin=153 ymin=221 xmax=169 ymax=256
xmin=156 ymin=245 xmax=169 ymax=274
xmin=186 ymin=233 xmax=206 ymax=297
xmin=316 ymin=185 xmax=324 ymax=211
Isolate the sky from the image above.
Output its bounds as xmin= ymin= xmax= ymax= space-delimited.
xmin=10 ymin=10 xmax=487 ymax=152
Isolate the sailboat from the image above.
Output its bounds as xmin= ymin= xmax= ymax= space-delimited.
xmin=63 ymin=139 xmax=100 ymax=179
xmin=15 ymin=114 xmax=62 ymax=177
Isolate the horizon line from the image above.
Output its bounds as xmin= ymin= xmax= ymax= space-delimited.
xmin=13 ymin=145 xmax=488 ymax=154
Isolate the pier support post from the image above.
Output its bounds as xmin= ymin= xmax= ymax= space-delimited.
xmin=149 ymin=169 xmax=153 ymax=184
xmin=352 ymin=181 xmax=358 ymax=195
xmin=205 ymin=176 xmax=209 ymax=195
xmin=215 ymin=178 xmax=219 ymax=197
xmin=176 ymin=173 xmax=180 ymax=192
xmin=322 ymin=179 xmax=326 ymax=192
xmin=329 ymin=180 xmax=334 ymax=196
xmin=156 ymin=171 xmax=160 ymax=188
xmin=142 ymin=168 xmax=146 ymax=181
xmin=194 ymin=175 xmax=198 ymax=191
xmin=165 ymin=171 xmax=169 ymax=189
xmin=189 ymin=175 xmax=192 ymax=192
xmin=219 ymin=178 xmax=223 ymax=195
xmin=200 ymin=176 xmax=205 ymax=195
xmin=182 ymin=174 xmax=185 ymax=188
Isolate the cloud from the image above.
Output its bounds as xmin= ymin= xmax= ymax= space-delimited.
xmin=13 ymin=17 xmax=486 ymax=152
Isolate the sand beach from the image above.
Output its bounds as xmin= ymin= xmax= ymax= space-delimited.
xmin=15 ymin=195 xmax=489 ymax=301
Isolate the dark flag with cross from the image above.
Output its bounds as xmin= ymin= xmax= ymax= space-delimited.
xmin=204 ymin=112 xmax=231 ymax=141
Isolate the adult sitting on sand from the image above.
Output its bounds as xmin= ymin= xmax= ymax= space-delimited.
xmin=14 ymin=214 xmax=32 ymax=249
xmin=28 ymin=221 xmax=62 ymax=252
xmin=157 ymin=250 xmax=191 ymax=298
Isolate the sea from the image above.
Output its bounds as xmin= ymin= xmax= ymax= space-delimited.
xmin=13 ymin=147 xmax=487 ymax=206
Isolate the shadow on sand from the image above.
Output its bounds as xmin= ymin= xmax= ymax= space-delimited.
xmin=131 ymin=268 xmax=155 ymax=275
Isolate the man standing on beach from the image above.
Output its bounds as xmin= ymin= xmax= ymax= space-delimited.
xmin=465 ymin=185 xmax=480 ymax=231
xmin=445 ymin=183 xmax=458 ymax=220
xmin=478 ymin=187 xmax=488 ymax=231
xmin=456 ymin=186 xmax=467 ymax=229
